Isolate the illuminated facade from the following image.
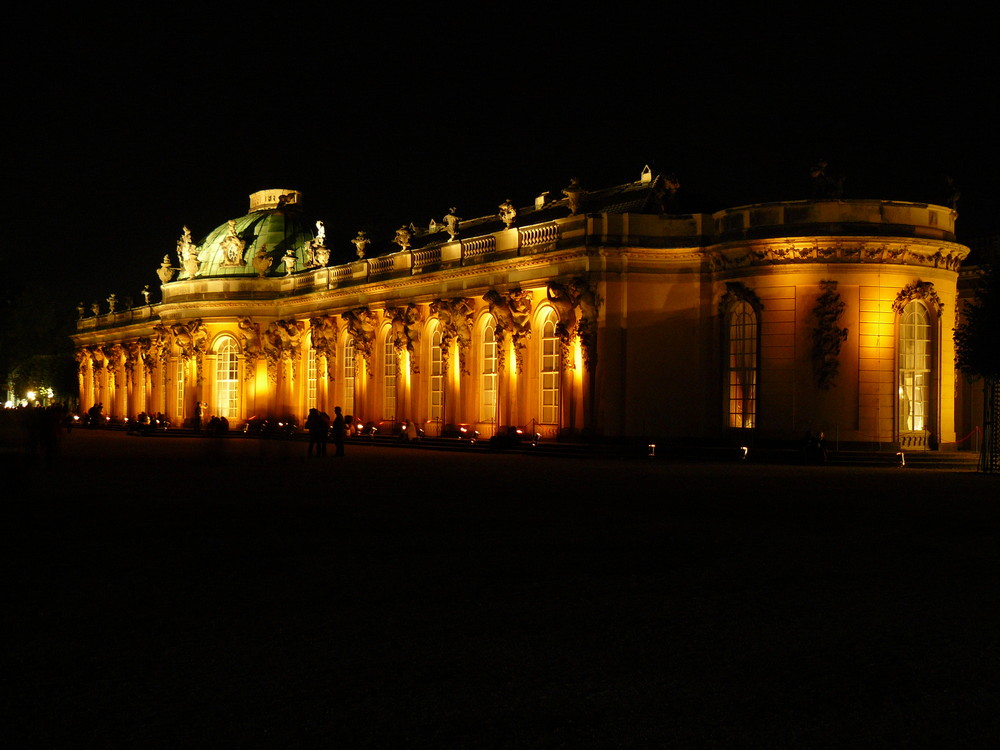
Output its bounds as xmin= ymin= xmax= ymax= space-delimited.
xmin=72 ymin=169 xmax=971 ymax=448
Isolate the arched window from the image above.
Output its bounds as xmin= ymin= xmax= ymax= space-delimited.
xmin=727 ymin=300 xmax=757 ymax=429
xmin=215 ymin=337 xmax=240 ymax=419
xmin=175 ymin=359 xmax=186 ymax=420
xmin=428 ymin=322 xmax=443 ymax=423
xmin=383 ymin=332 xmax=396 ymax=421
xmin=306 ymin=346 xmax=318 ymax=410
xmin=540 ymin=310 xmax=560 ymax=425
xmin=480 ymin=318 xmax=498 ymax=423
xmin=899 ymin=300 xmax=931 ymax=432
xmin=343 ymin=337 xmax=355 ymax=417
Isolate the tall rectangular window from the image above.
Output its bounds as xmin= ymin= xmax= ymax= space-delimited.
xmin=175 ymin=360 xmax=186 ymax=421
xmin=429 ymin=327 xmax=443 ymax=422
xmin=728 ymin=301 xmax=757 ymax=429
xmin=307 ymin=348 xmax=318 ymax=410
xmin=383 ymin=337 xmax=396 ymax=420
xmin=899 ymin=302 xmax=931 ymax=432
xmin=541 ymin=312 xmax=560 ymax=424
xmin=343 ymin=338 xmax=355 ymax=417
xmin=481 ymin=324 xmax=497 ymax=422
xmin=215 ymin=338 xmax=239 ymax=419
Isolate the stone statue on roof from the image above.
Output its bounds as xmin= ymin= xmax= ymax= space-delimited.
xmin=443 ymin=208 xmax=461 ymax=241
xmin=176 ymin=226 xmax=195 ymax=267
xmin=498 ymin=199 xmax=517 ymax=229
xmin=352 ymin=231 xmax=370 ymax=259
xmin=253 ymin=244 xmax=273 ymax=277
xmin=282 ymin=248 xmax=297 ymax=276
xmin=394 ymin=225 xmax=412 ymax=252
xmin=157 ymin=255 xmax=176 ymax=284
xmin=562 ymin=178 xmax=584 ymax=215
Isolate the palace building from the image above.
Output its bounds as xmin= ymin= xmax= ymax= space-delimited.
xmin=71 ymin=167 xmax=972 ymax=449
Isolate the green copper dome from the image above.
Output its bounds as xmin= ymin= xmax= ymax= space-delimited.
xmin=190 ymin=189 xmax=318 ymax=279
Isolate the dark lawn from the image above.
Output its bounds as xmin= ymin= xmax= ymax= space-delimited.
xmin=4 ymin=430 xmax=999 ymax=748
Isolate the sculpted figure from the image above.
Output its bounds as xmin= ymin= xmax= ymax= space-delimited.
xmin=342 ymin=307 xmax=378 ymax=372
xmin=309 ymin=315 xmax=338 ymax=379
xmin=170 ymin=319 xmax=209 ymax=361
xmin=352 ymin=231 xmax=370 ymax=259
xmin=306 ymin=221 xmax=330 ymax=268
xmin=253 ymin=245 xmax=273 ymax=277
xmin=484 ymin=289 xmax=531 ymax=336
xmin=182 ymin=241 xmax=201 ymax=278
xmin=394 ymin=225 xmax=412 ymax=252
xmin=443 ymin=208 xmax=461 ymax=241
xmin=430 ymin=297 xmax=474 ymax=374
xmin=385 ymin=304 xmax=423 ymax=368
xmin=77 ymin=302 xmax=86 ymax=319
xmin=157 ymin=255 xmax=176 ymax=284
xmin=238 ymin=317 xmax=262 ymax=356
xmin=176 ymin=225 xmax=195 ymax=267
xmin=91 ymin=302 xmax=101 ymax=316
xmin=546 ymin=281 xmax=577 ymax=341
xmin=484 ymin=288 xmax=533 ymax=372
xmin=107 ymin=294 xmax=118 ymax=313
xmin=498 ymin=199 xmax=517 ymax=229
xmin=142 ymin=285 xmax=151 ymax=305
xmin=562 ymin=178 xmax=584 ymax=215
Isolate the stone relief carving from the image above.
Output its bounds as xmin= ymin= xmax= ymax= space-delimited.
xmin=309 ymin=314 xmax=339 ymax=380
xmin=709 ymin=240 xmax=964 ymax=272
xmin=262 ymin=319 xmax=306 ymax=382
xmin=430 ymin=297 xmax=474 ymax=375
xmin=238 ymin=317 xmax=263 ymax=379
xmin=484 ymin=288 xmax=533 ymax=373
xmin=168 ymin=319 xmax=209 ymax=383
xmin=342 ymin=307 xmax=378 ymax=376
xmin=546 ymin=279 xmax=601 ymax=371
xmin=892 ymin=280 xmax=943 ymax=316
xmin=220 ymin=219 xmax=246 ymax=267
xmin=385 ymin=304 xmax=424 ymax=374
xmin=718 ymin=282 xmax=764 ymax=318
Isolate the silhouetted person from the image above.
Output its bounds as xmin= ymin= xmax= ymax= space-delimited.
xmin=332 ymin=406 xmax=345 ymax=457
xmin=306 ymin=408 xmax=328 ymax=456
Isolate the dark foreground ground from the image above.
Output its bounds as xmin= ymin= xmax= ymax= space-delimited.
xmin=4 ymin=430 xmax=999 ymax=748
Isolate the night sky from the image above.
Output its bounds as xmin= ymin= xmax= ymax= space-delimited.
xmin=6 ymin=7 xmax=996 ymax=312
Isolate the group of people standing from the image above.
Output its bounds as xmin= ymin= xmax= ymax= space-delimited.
xmin=305 ymin=406 xmax=345 ymax=457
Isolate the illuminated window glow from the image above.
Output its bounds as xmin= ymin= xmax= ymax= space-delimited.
xmin=215 ymin=337 xmax=240 ymax=419
xmin=899 ymin=301 xmax=931 ymax=432
xmin=541 ymin=311 xmax=560 ymax=425
xmin=728 ymin=301 xmax=757 ymax=429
